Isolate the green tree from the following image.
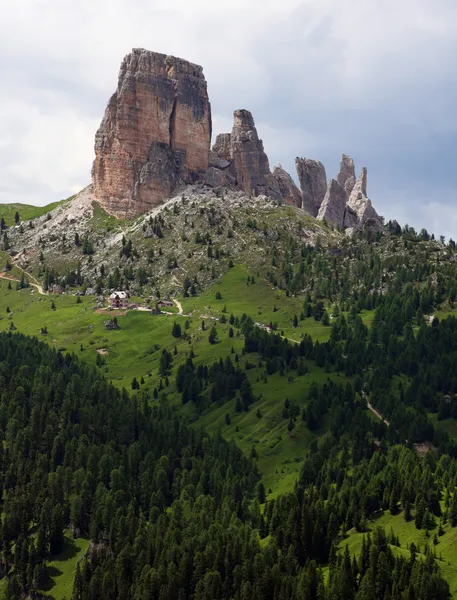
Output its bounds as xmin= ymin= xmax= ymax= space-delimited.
xmin=209 ymin=326 xmax=218 ymax=345
xmin=172 ymin=322 xmax=182 ymax=338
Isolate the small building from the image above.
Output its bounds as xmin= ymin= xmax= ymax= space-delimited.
xmin=109 ymin=291 xmax=129 ymax=309
xmin=49 ymin=284 xmax=64 ymax=294
xmin=373 ymin=439 xmax=382 ymax=452
xmin=157 ymin=300 xmax=174 ymax=308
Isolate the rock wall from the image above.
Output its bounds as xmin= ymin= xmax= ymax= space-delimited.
xmin=314 ymin=157 xmax=383 ymax=231
xmin=344 ymin=167 xmax=382 ymax=230
xmin=230 ymin=110 xmax=281 ymax=199
xmin=337 ymin=154 xmax=356 ymax=199
xmin=272 ymin=165 xmax=302 ymax=207
xmin=295 ymin=158 xmax=327 ymax=217
xmin=92 ymin=48 xmax=211 ymax=218
xmin=317 ymin=179 xmax=347 ymax=228
xmin=210 ymin=110 xmax=281 ymax=199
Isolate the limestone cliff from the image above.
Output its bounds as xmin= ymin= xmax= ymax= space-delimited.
xmin=344 ymin=167 xmax=382 ymax=230
xmin=295 ymin=158 xmax=327 ymax=217
xmin=317 ymin=179 xmax=347 ymax=228
xmin=210 ymin=111 xmax=281 ymax=199
xmin=337 ymin=154 xmax=356 ymax=199
xmin=92 ymin=48 xmax=212 ymax=218
xmin=272 ymin=165 xmax=302 ymax=207
xmin=91 ymin=48 xmax=383 ymax=227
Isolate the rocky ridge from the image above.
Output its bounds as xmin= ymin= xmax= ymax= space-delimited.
xmin=92 ymin=47 xmax=383 ymax=230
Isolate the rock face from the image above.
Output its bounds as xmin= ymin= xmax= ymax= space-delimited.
xmin=317 ymin=179 xmax=347 ymax=228
xmin=92 ymin=48 xmax=212 ymax=218
xmin=344 ymin=167 xmax=382 ymax=230
xmin=272 ymin=165 xmax=302 ymax=207
xmin=337 ymin=154 xmax=356 ymax=199
xmin=295 ymin=158 xmax=327 ymax=217
xmin=211 ymin=111 xmax=281 ymax=199
xmin=90 ymin=49 xmax=384 ymax=224
xmin=212 ymin=134 xmax=232 ymax=163
xmin=229 ymin=110 xmax=281 ymax=199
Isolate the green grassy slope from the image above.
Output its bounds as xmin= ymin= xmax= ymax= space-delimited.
xmin=0 ymin=276 xmax=338 ymax=498
xmin=0 ymin=198 xmax=69 ymax=226
xmin=185 ymin=264 xmax=332 ymax=342
xmin=41 ymin=536 xmax=90 ymax=600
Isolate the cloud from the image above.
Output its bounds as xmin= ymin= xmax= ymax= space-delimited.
xmin=1 ymin=0 xmax=456 ymax=237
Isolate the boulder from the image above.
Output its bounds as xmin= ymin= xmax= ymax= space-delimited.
xmin=92 ymin=48 xmax=212 ymax=218
xmin=272 ymin=165 xmax=302 ymax=207
xmin=208 ymin=151 xmax=231 ymax=170
xmin=295 ymin=158 xmax=327 ymax=217
xmin=317 ymin=179 xmax=347 ymax=228
xmin=204 ymin=166 xmax=234 ymax=188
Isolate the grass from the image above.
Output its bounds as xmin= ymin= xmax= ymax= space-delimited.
xmin=192 ymin=363 xmax=344 ymax=497
xmin=0 ymin=536 xmax=89 ymax=600
xmin=0 ymin=276 xmax=347 ymax=498
xmin=185 ymin=264 xmax=333 ymax=343
xmin=41 ymin=536 xmax=90 ymax=599
xmin=430 ymin=413 xmax=457 ymax=441
xmin=0 ymin=198 xmax=69 ymax=226
xmin=90 ymin=201 xmax=132 ymax=231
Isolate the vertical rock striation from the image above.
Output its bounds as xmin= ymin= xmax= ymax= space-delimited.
xmin=92 ymin=48 xmax=212 ymax=218
xmin=344 ymin=167 xmax=382 ymax=230
xmin=230 ymin=110 xmax=281 ymax=199
xmin=295 ymin=158 xmax=327 ymax=217
xmin=317 ymin=179 xmax=347 ymax=228
xmin=91 ymin=48 xmax=384 ymax=225
xmin=211 ymin=110 xmax=281 ymax=199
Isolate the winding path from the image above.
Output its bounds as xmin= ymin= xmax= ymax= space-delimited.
xmin=366 ymin=398 xmax=390 ymax=427
xmin=0 ymin=272 xmax=46 ymax=295
xmin=173 ymin=298 xmax=183 ymax=314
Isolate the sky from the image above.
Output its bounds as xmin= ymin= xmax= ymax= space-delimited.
xmin=1 ymin=0 xmax=457 ymax=238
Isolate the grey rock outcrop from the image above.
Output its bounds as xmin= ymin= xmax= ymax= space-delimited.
xmin=212 ymin=110 xmax=281 ymax=200
xmin=204 ymin=166 xmax=234 ymax=188
xmin=317 ymin=179 xmax=347 ymax=228
xmin=337 ymin=154 xmax=356 ymax=199
xmin=212 ymin=134 xmax=232 ymax=162
xmin=295 ymin=158 xmax=327 ymax=217
xmin=272 ymin=165 xmax=302 ymax=207
xmin=344 ymin=167 xmax=382 ymax=230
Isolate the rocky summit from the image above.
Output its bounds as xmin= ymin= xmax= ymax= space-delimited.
xmin=210 ymin=109 xmax=282 ymax=200
xmin=92 ymin=48 xmax=212 ymax=218
xmin=92 ymin=47 xmax=382 ymax=230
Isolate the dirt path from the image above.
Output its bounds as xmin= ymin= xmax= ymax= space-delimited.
xmin=9 ymin=259 xmax=46 ymax=295
xmin=0 ymin=272 xmax=47 ymax=296
xmin=173 ymin=298 xmax=183 ymax=314
xmin=366 ymin=399 xmax=390 ymax=427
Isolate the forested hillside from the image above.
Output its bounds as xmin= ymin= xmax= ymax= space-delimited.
xmin=4 ymin=195 xmax=457 ymax=597
xmin=0 ymin=311 xmax=457 ymax=599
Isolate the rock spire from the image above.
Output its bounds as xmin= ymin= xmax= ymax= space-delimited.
xmin=92 ymin=48 xmax=212 ymax=218
xmin=295 ymin=158 xmax=327 ymax=217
